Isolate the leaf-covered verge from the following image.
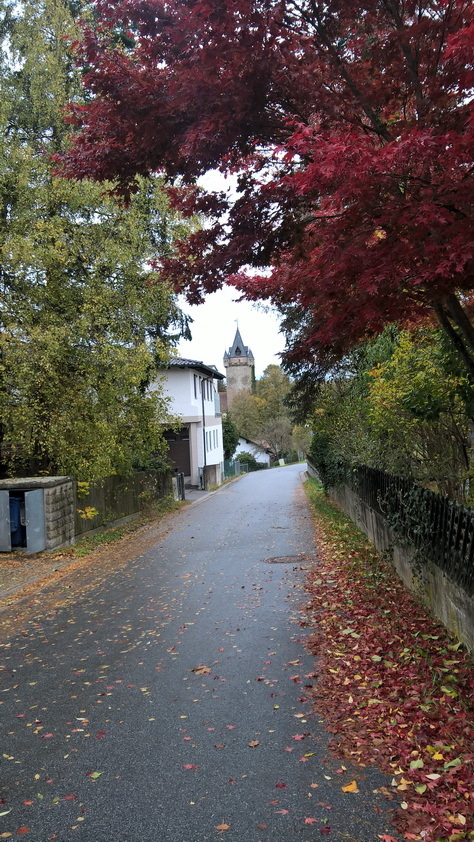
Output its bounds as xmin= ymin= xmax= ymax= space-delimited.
xmin=303 ymin=478 xmax=474 ymax=842
xmin=0 ymin=495 xmax=181 ymax=615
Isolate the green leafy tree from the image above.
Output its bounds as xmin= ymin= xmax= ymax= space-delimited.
xmin=230 ymin=364 xmax=295 ymax=458
xmin=222 ymin=415 xmax=239 ymax=461
xmin=309 ymin=328 xmax=472 ymax=501
xmin=230 ymin=392 xmax=267 ymax=441
xmin=0 ymin=0 xmax=192 ymax=479
xmin=255 ymin=365 xmax=291 ymax=417
xmin=291 ymin=425 xmax=312 ymax=459
xmin=368 ymin=330 xmax=470 ymax=500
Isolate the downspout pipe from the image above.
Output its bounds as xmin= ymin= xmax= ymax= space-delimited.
xmin=201 ymin=378 xmax=207 ymax=489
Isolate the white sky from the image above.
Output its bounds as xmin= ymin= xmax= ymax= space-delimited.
xmin=176 ymin=170 xmax=285 ymax=378
xmin=177 ymin=286 xmax=285 ymax=378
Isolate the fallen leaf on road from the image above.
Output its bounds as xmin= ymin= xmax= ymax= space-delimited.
xmin=17 ymin=829 xmax=30 ymax=836
xmin=342 ymin=780 xmax=359 ymax=793
xmin=215 ymin=822 xmax=230 ymax=832
xmin=191 ymin=665 xmax=211 ymax=675
xmin=275 ymin=782 xmax=287 ymax=789
xmin=183 ymin=764 xmax=199 ymax=770
xmin=305 ymin=817 xmax=318 ymax=824
xmin=248 ymin=740 xmax=259 ymax=747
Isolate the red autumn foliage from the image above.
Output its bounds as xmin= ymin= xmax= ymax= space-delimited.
xmin=59 ymin=1 xmax=474 ymax=374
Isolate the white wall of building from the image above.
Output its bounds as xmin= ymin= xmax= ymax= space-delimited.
xmin=152 ymin=368 xmax=218 ymax=420
xmin=235 ymin=437 xmax=271 ymax=466
xmin=150 ymin=365 xmax=224 ymax=486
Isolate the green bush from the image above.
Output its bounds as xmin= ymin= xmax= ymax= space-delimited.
xmin=308 ymin=432 xmax=345 ymax=491
xmin=237 ymin=451 xmax=267 ymax=471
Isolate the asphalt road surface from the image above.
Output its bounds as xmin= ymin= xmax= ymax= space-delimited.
xmin=0 ymin=464 xmax=399 ymax=841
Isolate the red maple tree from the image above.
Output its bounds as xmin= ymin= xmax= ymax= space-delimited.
xmin=60 ymin=0 xmax=474 ymax=377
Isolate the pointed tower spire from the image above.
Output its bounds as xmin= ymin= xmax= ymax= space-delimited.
xmin=223 ymin=327 xmax=255 ymax=408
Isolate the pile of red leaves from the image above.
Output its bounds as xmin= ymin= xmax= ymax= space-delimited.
xmin=303 ymin=480 xmax=474 ymax=842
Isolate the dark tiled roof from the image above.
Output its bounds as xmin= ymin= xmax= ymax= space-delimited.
xmin=169 ymin=358 xmax=225 ymax=379
xmin=224 ymin=328 xmax=254 ymax=361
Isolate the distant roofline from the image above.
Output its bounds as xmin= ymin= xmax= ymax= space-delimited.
xmin=168 ymin=357 xmax=225 ymax=380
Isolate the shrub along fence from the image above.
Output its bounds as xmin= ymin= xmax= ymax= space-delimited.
xmin=306 ymin=456 xmax=474 ymax=650
xmin=75 ymin=470 xmax=172 ymax=537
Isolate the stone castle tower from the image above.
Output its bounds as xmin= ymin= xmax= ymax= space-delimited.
xmin=223 ymin=327 xmax=255 ymax=408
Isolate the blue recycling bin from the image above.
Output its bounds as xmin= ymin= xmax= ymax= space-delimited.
xmin=9 ymin=495 xmax=24 ymax=546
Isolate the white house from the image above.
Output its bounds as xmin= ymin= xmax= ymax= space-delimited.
xmin=150 ymin=358 xmax=225 ymax=489
xmin=235 ymin=436 xmax=272 ymax=466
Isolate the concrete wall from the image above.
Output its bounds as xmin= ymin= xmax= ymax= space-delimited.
xmin=306 ymin=462 xmax=474 ymax=650
xmin=330 ymin=481 xmax=474 ymax=651
xmin=190 ymin=420 xmax=224 ymax=487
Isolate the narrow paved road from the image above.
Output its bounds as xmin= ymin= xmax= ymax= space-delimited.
xmin=1 ymin=465 xmax=398 ymax=841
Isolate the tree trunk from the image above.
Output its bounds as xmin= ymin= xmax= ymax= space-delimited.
xmin=433 ymin=296 xmax=474 ymax=385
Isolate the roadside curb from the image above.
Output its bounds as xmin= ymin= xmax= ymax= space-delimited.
xmin=185 ymin=472 xmax=245 ymax=506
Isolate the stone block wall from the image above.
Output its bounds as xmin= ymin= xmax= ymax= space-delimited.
xmin=43 ymin=480 xmax=75 ymax=551
xmin=0 ymin=476 xmax=75 ymax=552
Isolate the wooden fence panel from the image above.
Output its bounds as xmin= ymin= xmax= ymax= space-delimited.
xmin=75 ymin=471 xmax=172 ymax=536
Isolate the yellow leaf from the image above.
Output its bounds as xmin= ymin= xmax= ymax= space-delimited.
xmin=432 ymin=752 xmax=443 ymax=760
xmin=342 ymin=780 xmax=359 ymax=793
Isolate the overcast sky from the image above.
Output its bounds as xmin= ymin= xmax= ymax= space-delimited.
xmin=177 ymin=286 xmax=285 ymax=378
xmin=176 ymin=170 xmax=285 ymax=378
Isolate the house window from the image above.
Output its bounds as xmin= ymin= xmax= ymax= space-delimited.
xmin=194 ymin=374 xmax=198 ymax=399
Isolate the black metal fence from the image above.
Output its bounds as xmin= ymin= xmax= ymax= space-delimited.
xmin=308 ymin=458 xmax=474 ymax=595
